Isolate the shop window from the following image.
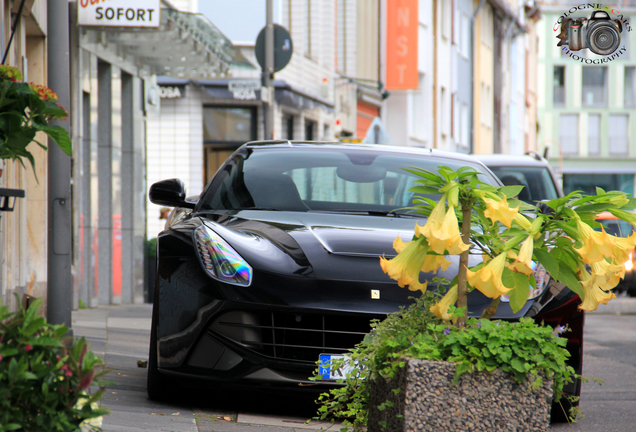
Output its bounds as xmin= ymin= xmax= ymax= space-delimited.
xmin=203 ymin=106 xmax=256 ymax=145
xmin=582 ymin=66 xmax=606 ymax=106
xmin=283 ymin=113 xmax=294 ymax=140
xmin=305 ymin=119 xmax=317 ymax=140
xmin=553 ymin=66 xmax=565 ymax=106
xmin=203 ymin=106 xmax=256 ymax=184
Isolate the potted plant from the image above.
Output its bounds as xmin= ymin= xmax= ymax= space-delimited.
xmin=314 ymin=165 xmax=636 ymax=431
xmin=0 ymin=64 xmax=71 ymax=175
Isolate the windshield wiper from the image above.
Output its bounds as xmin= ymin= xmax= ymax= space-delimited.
xmin=310 ymin=209 xmax=413 ymax=218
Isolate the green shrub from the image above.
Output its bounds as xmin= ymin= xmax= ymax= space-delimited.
xmin=0 ymin=296 xmax=109 ymax=431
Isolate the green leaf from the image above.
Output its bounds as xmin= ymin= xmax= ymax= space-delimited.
xmin=555 ymin=262 xmax=583 ymax=297
xmin=621 ymin=198 xmax=636 ymax=210
xmin=509 ymin=273 xmax=530 ymax=313
xmin=534 ymin=248 xmax=559 ymax=280
xmin=501 ymin=267 xmax=516 ymax=289
xmin=408 ymin=185 xmax=441 ymax=195
xmin=574 ymin=202 xmax=614 ymax=213
xmin=608 ymin=208 xmax=636 ymax=223
xmin=37 ymin=125 xmax=72 ymax=156
xmin=499 ymin=185 xmax=525 ymax=199
xmin=511 ymin=358 xmax=526 ymax=373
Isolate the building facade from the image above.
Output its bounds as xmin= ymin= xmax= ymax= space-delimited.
xmin=70 ymin=2 xmax=246 ymax=306
xmin=537 ymin=1 xmax=636 ymax=195
xmin=146 ymin=0 xmax=385 ymax=238
xmin=0 ymin=0 xmax=50 ymax=312
xmin=472 ymin=0 xmax=541 ymax=155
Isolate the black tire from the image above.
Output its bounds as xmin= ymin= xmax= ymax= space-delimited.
xmin=147 ymin=289 xmax=171 ymax=401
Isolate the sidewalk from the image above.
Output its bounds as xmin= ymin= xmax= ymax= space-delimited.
xmin=71 ymin=297 xmax=636 ymax=431
xmin=72 ymin=304 xmax=337 ymax=432
xmin=587 ymin=294 xmax=636 ymax=315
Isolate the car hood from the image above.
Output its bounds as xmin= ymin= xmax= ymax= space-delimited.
xmin=194 ymin=210 xmax=532 ymax=318
xmin=203 ymin=210 xmax=417 ymax=261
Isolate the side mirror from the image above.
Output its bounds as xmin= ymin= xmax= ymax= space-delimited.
xmin=149 ymin=179 xmax=196 ymax=209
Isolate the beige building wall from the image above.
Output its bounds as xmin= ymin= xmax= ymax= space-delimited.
xmin=525 ymin=11 xmax=540 ymax=153
xmin=0 ymin=0 xmax=50 ymax=313
xmin=356 ymin=0 xmax=380 ymax=82
xmin=473 ymin=1 xmax=495 ymax=154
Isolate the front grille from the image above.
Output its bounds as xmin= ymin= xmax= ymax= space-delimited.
xmin=209 ymin=310 xmax=384 ymax=362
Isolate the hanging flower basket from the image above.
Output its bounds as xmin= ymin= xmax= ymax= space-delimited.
xmin=0 ymin=65 xmax=71 ymax=175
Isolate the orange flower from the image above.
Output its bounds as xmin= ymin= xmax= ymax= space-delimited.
xmin=430 ymin=285 xmax=458 ymax=321
xmin=467 ymin=253 xmax=512 ymax=298
xmin=483 ymin=196 xmax=519 ymax=228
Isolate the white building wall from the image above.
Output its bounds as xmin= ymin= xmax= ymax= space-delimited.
xmin=146 ymin=88 xmax=204 ymax=238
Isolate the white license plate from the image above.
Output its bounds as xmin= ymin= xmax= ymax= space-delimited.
xmin=319 ymin=354 xmax=356 ymax=380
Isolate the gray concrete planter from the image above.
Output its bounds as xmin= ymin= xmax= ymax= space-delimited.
xmin=368 ymin=359 xmax=553 ymax=432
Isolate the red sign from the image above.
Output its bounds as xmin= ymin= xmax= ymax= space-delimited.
xmin=386 ymin=0 xmax=419 ymax=90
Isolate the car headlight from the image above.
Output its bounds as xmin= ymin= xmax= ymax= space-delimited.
xmin=500 ymin=262 xmax=549 ymax=303
xmin=194 ymin=225 xmax=253 ymax=287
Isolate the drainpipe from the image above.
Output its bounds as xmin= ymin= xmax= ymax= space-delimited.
xmin=470 ymin=0 xmax=487 ymax=154
xmin=47 ymin=0 xmax=72 ymax=331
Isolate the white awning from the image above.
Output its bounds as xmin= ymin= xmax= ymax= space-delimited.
xmin=79 ymin=8 xmax=254 ymax=79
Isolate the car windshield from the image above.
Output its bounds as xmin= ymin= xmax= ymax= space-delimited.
xmin=199 ymin=147 xmax=498 ymax=213
xmin=487 ymin=166 xmax=558 ymax=204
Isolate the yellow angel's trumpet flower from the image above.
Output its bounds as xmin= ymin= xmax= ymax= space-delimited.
xmin=515 ymin=235 xmax=534 ymax=270
xmin=612 ymin=231 xmax=636 ymax=264
xmin=483 ymin=196 xmax=519 ymax=228
xmin=421 ymin=253 xmax=452 ymax=274
xmin=513 ymin=213 xmax=532 ymax=232
xmin=467 ymin=253 xmax=513 ymax=298
xmin=430 ymin=285 xmax=458 ymax=321
xmin=578 ymin=267 xmax=616 ymax=311
xmin=418 ymin=199 xmax=446 ymax=240
xmin=590 ymin=259 xmax=625 ymax=291
xmin=380 ymin=235 xmax=428 ymax=293
xmin=418 ymin=203 xmax=469 ymax=255
xmin=573 ymin=219 xmax=615 ymax=264
xmin=505 ymin=249 xmax=533 ymax=276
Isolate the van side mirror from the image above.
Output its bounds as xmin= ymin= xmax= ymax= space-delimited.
xmin=148 ymin=179 xmax=196 ymax=209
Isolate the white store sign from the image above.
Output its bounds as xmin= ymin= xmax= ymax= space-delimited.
xmin=78 ymin=0 xmax=161 ymax=28
xmin=228 ymin=80 xmax=260 ymax=101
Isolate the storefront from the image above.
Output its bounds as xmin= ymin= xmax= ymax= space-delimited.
xmin=70 ymin=4 xmax=248 ymax=306
xmin=146 ymin=77 xmax=337 ymax=237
